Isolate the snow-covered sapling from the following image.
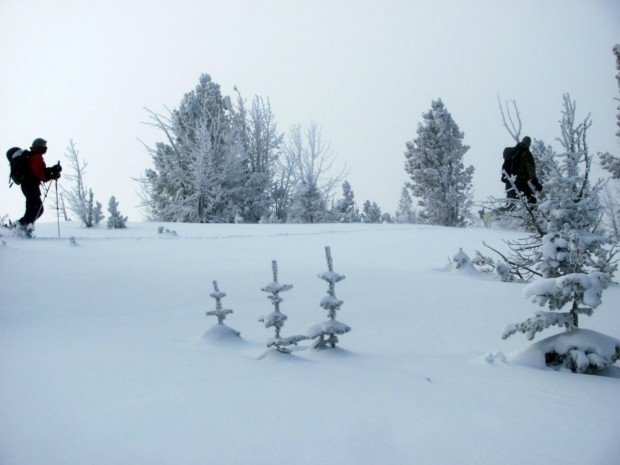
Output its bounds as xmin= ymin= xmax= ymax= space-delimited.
xmin=258 ymin=261 xmax=306 ymax=354
xmin=204 ymin=280 xmax=240 ymax=339
xmin=308 ymin=246 xmax=351 ymax=349
xmin=107 ymin=195 xmax=128 ymax=229
xmin=502 ymin=272 xmax=619 ymax=373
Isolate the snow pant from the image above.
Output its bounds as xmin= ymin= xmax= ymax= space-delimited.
xmin=505 ymin=181 xmax=536 ymax=204
xmin=18 ymin=182 xmax=43 ymax=226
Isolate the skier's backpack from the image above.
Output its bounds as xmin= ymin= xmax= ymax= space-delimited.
xmin=6 ymin=147 xmax=29 ymax=186
xmin=501 ymin=146 xmax=519 ymax=183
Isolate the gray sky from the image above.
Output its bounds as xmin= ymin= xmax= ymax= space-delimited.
xmin=1 ymin=0 xmax=619 ymax=223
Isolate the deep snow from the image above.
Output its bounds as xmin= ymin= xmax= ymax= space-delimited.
xmin=1 ymin=222 xmax=619 ymax=465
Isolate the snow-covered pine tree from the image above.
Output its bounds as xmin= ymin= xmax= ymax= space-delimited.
xmin=332 ymin=181 xmax=361 ymax=223
xmin=106 ymin=196 xmax=128 ymax=229
xmin=599 ymin=44 xmax=620 ymax=179
xmin=308 ymin=246 xmax=351 ymax=349
xmin=361 ymin=200 xmax=382 ymax=223
xmin=395 ymin=186 xmax=417 ymax=223
xmin=404 ymin=99 xmax=474 ymax=226
xmin=502 ymin=270 xmax=619 ymax=373
xmin=258 ymin=261 xmax=306 ymax=354
xmin=63 ymin=141 xmax=103 ymax=228
xmin=288 ymin=180 xmax=327 ymax=223
xmin=203 ymin=280 xmax=240 ymax=339
xmin=140 ymin=74 xmax=247 ymax=223
xmin=89 ymin=191 xmax=104 ymax=226
xmin=534 ymin=95 xmax=613 ymax=278
xmin=232 ymin=91 xmax=283 ymax=223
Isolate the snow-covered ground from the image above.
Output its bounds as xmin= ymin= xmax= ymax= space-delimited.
xmin=1 ymin=222 xmax=619 ymax=465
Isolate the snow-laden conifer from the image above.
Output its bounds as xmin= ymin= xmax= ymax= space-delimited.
xmin=404 ymin=99 xmax=474 ymax=226
xmin=332 ymin=181 xmax=361 ymax=223
xmin=203 ymin=280 xmax=240 ymax=340
xmin=502 ymin=269 xmax=619 ymax=373
xmin=107 ymin=196 xmax=128 ymax=229
xmin=258 ymin=261 xmax=306 ymax=354
xmin=308 ymin=246 xmax=351 ymax=349
xmin=395 ymin=187 xmax=417 ymax=224
xmin=361 ymin=200 xmax=382 ymax=223
xmin=140 ymin=74 xmax=246 ymax=223
xmin=599 ymin=44 xmax=620 ymax=179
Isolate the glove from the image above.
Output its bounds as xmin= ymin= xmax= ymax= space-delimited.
xmin=47 ymin=165 xmax=61 ymax=180
xmin=54 ymin=162 xmax=62 ymax=173
xmin=532 ymin=179 xmax=543 ymax=192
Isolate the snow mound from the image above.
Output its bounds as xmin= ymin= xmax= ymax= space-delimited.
xmin=256 ymin=347 xmax=308 ymax=361
xmin=201 ymin=323 xmax=241 ymax=344
xmin=509 ymin=329 xmax=620 ymax=374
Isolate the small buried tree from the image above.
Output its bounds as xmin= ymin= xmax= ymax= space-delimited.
xmin=203 ymin=280 xmax=240 ymax=340
xmin=106 ymin=196 xmax=128 ymax=229
xmin=502 ymin=270 xmax=619 ymax=373
xmin=258 ymin=261 xmax=306 ymax=355
xmin=308 ymin=246 xmax=351 ymax=349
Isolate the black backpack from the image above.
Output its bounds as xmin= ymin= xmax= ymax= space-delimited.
xmin=6 ymin=147 xmax=30 ymax=186
xmin=501 ymin=146 xmax=520 ymax=183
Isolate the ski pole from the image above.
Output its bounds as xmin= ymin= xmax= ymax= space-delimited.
xmin=34 ymin=180 xmax=53 ymax=222
xmin=55 ymin=180 xmax=60 ymax=238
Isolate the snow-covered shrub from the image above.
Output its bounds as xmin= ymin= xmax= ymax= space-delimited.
xmin=308 ymin=246 xmax=351 ymax=349
xmin=496 ymin=262 xmax=513 ymax=282
xmin=157 ymin=226 xmax=177 ymax=236
xmin=451 ymin=248 xmax=482 ymax=276
xmin=203 ymin=280 xmax=240 ymax=340
xmin=258 ymin=261 xmax=306 ymax=354
xmin=511 ymin=329 xmax=620 ymax=374
xmin=107 ymin=196 xmax=128 ymax=229
xmin=502 ymin=270 xmax=616 ymax=373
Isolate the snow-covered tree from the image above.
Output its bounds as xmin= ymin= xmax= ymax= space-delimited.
xmin=140 ymin=74 xmax=247 ymax=223
xmin=288 ymin=180 xmax=327 ymax=223
xmin=601 ymin=183 xmax=620 ymax=242
xmin=232 ymin=91 xmax=283 ymax=222
xmin=361 ymin=200 xmax=382 ymax=223
xmin=106 ymin=196 xmax=128 ymax=229
xmin=63 ymin=140 xmax=103 ymax=228
xmin=258 ymin=261 xmax=306 ymax=354
xmin=332 ymin=181 xmax=361 ymax=223
xmin=599 ymin=44 xmax=620 ymax=179
xmin=395 ymin=186 xmax=417 ymax=223
xmin=203 ymin=280 xmax=240 ymax=340
xmin=381 ymin=212 xmax=394 ymax=224
xmin=534 ymin=95 xmax=613 ymax=277
xmin=308 ymin=246 xmax=351 ymax=349
xmin=284 ymin=123 xmax=347 ymax=223
xmin=502 ymin=270 xmax=618 ymax=373
xmin=404 ymin=99 xmax=474 ymax=226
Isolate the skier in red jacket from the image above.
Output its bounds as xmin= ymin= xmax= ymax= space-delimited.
xmin=16 ymin=138 xmax=61 ymax=234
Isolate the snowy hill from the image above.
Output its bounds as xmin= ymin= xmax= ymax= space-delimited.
xmin=1 ymin=222 xmax=619 ymax=465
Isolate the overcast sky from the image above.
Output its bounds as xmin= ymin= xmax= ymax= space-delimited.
xmin=1 ymin=0 xmax=619 ymax=223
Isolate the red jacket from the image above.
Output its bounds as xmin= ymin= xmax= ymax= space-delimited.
xmin=28 ymin=153 xmax=47 ymax=183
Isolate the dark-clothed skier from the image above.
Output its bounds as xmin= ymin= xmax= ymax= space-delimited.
xmin=501 ymin=136 xmax=542 ymax=204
